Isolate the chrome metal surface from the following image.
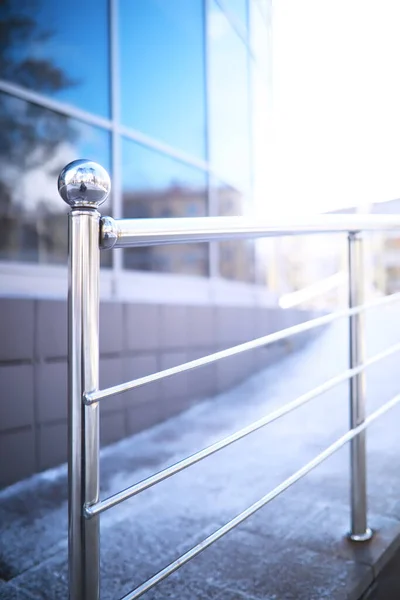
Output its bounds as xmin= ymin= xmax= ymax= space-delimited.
xmin=85 ymin=339 xmax=400 ymax=518
xmin=121 ymin=391 xmax=400 ymax=600
xmin=100 ymin=215 xmax=119 ymax=249
xmin=58 ymin=159 xmax=111 ymax=208
xmin=61 ymin=159 xmax=400 ymax=599
xmin=99 ymin=214 xmax=400 ymax=249
xmin=85 ymin=291 xmax=400 ymax=404
xmin=64 ymin=190 xmax=101 ymax=598
xmin=349 ymin=529 xmax=374 ymax=542
xmin=348 ymin=233 xmax=371 ymax=541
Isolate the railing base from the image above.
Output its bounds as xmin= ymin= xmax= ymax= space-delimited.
xmin=348 ymin=528 xmax=374 ymax=542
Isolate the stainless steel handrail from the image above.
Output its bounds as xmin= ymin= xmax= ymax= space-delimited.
xmin=120 ymin=390 xmax=400 ymax=600
xmin=85 ymin=291 xmax=400 ymax=404
xmin=100 ymin=213 xmax=400 ymax=249
xmin=59 ymin=160 xmax=400 ymax=600
xmin=85 ymin=339 xmax=400 ymax=518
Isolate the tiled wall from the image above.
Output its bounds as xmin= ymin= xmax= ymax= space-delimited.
xmin=0 ymin=298 xmax=318 ymax=488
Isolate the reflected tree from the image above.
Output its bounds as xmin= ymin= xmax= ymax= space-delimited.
xmin=0 ymin=0 xmax=77 ymax=261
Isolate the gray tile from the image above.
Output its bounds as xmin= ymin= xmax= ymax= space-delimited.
xmin=36 ymin=300 xmax=67 ymax=359
xmin=216 ymin=353 xmax=246 ymax=392
xmin=99 ymin=357 xmax=124 ymax=412
xmin=124 ymin=304 xmax=160 ymax=351
xmin=100 ymin=411 xmax=126 ymax=447
xmin=237 ymin=347 xmax=256 ymax=380
xmin=0 ymin=298 xmax=34 ymax=361
xmin=160 ymin=352 xmax=189 ymax=403
xmin=126 ymin=399 xmax=165 ymax=436
xmin=0 ymin=429 xmax=36 ymax=487
xmin=0 ymin=365 xmax=34 ymax=431
xmin=254 ymin=342 xmax=289 ymax=371
xmin=123 ymin=354 xmax=160 ymax=407
xmin=216 ymin=306 xmax=255 ymax=346
xmin=186 ymin=306 xmax=216 ymax=347
xmin=100 ymin=302 xmax=123 ymax=355
xmin=160 ymin=305 xmax=188 ymax=349
xmin=187 ymin=349 xmax=217 ymax=401
xmin=38 ymin=423 xmax=67 ymax=471
xmin=254 ymin=306 xmax=285 ymax=337
xmin=160 ymin=395 xmax=194 ymax=422
xmin=37 ymin=362 xmax=67 ymax=423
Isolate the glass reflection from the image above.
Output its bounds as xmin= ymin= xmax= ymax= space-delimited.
xmin=122 ymin=138 xmax=208 ymax=276
xmin=0 ymin=0 xmax=110 ymax=117
xmin=0 ymin=93 xmax=111 ymax=264
xmin=215 ymin=180 xmax=255 ymax=283
xmin=119 ymin=0 xmax=206 ymax=159
xmin=208 ymin=0 xmax=251 ymax=191
xmin=249 ymin=0 xmax=272 ymax=80
xmin=224 ymin=0 xmax=248 ymax=29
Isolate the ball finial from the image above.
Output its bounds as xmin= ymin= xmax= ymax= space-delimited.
xmin=58 ymin=159 xmax=111 ymax=209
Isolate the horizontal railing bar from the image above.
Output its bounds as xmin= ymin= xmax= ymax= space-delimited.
xmin=86 ymin=292 xmax=400 ymax=404
xmin=100 ymin=214 xmax=400 ymax=250
xmin=85 ymin=340 xmax=400 ymax=518
xmin=120 ymin=391 xmax=400 ymax=600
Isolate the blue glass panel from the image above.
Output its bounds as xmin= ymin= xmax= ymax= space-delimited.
xmin=225 ymin=0 xmax=248 ymax=29
xmin=122 ymin=138 xmax=208 ymax=275
xmin=215 ymin=179 xmax=255 ymax=282
xmin=208 ymin=1 xmax=251 ymax=192
xmin=0 ymin=0 xmax=110 ymax=117
xmin=0 ymin=93 xmax=111 ymax=264
xmin=119 ymin=0 xmax=206 ymax=160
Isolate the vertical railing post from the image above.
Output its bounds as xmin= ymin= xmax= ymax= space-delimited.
xmin=58 ymin=160 xmax=111 ymax=599
xmin=348 ymin=231 xmax=373 ymax=541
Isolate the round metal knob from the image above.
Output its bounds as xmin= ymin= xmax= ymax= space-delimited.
xmin=58 ymin=159 xmax=111 ymax=209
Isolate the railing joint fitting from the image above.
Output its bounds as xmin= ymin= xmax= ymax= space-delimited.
xmin=83 ymin=504 xmax=95 ymax=520
xmin=82 ymin=393 xmax=93 ymax=406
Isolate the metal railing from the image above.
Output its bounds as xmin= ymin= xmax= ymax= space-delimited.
xmin=59 ymin=159 xmax=400 ymax=600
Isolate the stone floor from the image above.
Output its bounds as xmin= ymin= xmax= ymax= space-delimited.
xmin=1 ymin=301 xmax=400 ymax=599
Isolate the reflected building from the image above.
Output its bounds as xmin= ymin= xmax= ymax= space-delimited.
xmin=0 ymin=0 xmax=276 ymax=487
xmin=123 ymin=184 xmax=208 ymax=275
xmin=340 ymin=199 xmax=400 ymax=296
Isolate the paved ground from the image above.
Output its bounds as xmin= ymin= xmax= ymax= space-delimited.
xmin=1 ymin=301 xmax=400 ymax=599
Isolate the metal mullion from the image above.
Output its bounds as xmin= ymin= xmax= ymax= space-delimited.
xmin=246 ymin=7 xmax=257 ymax=283
xmin=0 ymin=82 xmax=247 ymax=198
xmin=0 ymin=79 xmax=112 ymax=130
xmin=214 ymin=0 xmax=250 ymax=50
xmin=205 ymin=0 xmax=219 ymax=279
xmin=118 ymin=123 xmax=210 ymax=172
xmin=110 ymin=0 xmax=123 ymax=280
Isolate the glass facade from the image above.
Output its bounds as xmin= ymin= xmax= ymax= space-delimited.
xmin=208 ymin=0 xmax=251 ymax=193
xmin=119 ymin=0 xmax=207 ymax=159
xmin=0 ymin=93 xmax=111 ymax=264
xmin=122 ymin=139 xmax=208 ymax=275
xmin=0 ymin=0 xmax=271 ymax=283
xmin=0 ymin=0 xmax=110 ymax=116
